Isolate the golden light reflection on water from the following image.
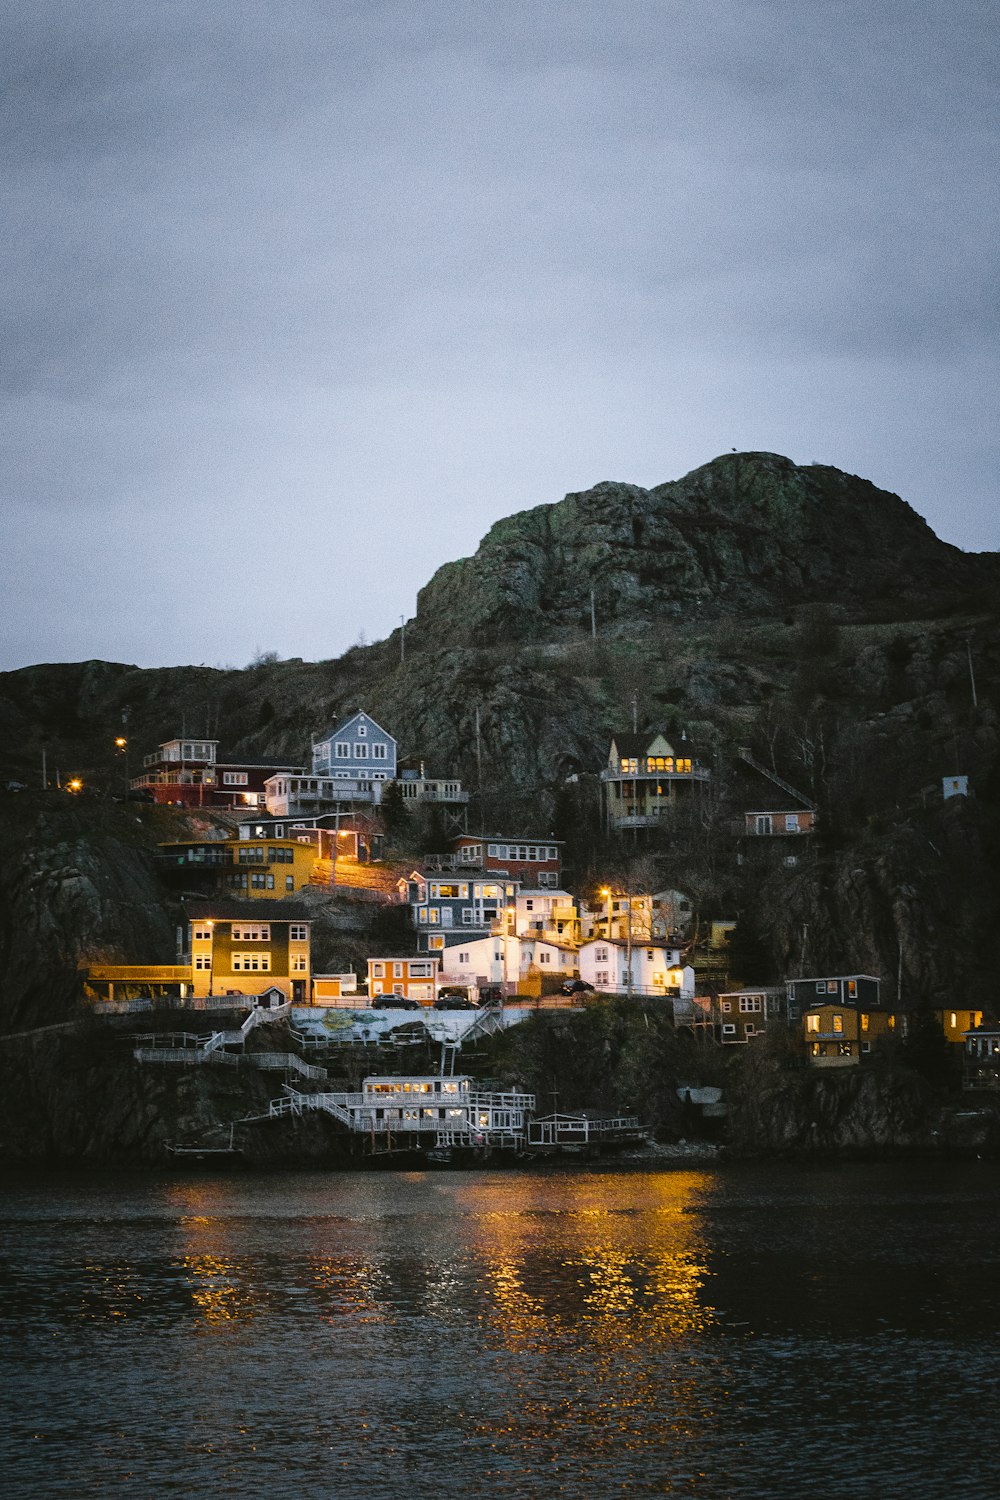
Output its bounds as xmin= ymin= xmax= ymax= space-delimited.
xmin=452 ymin=1171 xmax=721 ymax=1460
xmin=180 ymin=1254 xmax=258 ymax=1327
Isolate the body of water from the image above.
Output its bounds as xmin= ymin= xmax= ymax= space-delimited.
xmin=2 ymin=1160 xmax=998 ymax=1497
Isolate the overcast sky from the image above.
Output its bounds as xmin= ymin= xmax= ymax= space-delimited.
xmin=2 ymin=1 xmax=997 ymax=671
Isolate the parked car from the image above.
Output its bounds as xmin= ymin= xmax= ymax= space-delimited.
xmin=434 ymin=996 xmax=480 ymax=1011
xmin=375 ymin=996 xmax=421 ymax=1010
xmin=561 ymin=978 xmax=593 ymax=995
xmin=478 ymin=984 xmax=504 ymax=1007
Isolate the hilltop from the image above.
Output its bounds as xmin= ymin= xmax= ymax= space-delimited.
xmin=0 ymin=451 xmax=998 ymax=1040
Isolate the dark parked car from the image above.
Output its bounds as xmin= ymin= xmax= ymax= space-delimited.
xmin=376 ymin=996 xmax=421 ymax=1010
xmin=561 ymin=978 xmax=593 ymax=995
xmin=478 ymin=985 xmax=504 ymax=1007
xmin=434 ymin=995 xmax=480 ymax=1011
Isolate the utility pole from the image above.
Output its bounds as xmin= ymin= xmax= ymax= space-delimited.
xmin=41 ymin=746 xmax=47 ymax=790
xmin=400 ymin=615 xmax=406 ymax=665
xmin=590 ymin=589 xmax=597 ymax=639
xmin=631 ymin=693 xmax=638 ymax=734
xmin=966 ymin=639 xmax=978 ymax=709
xmin=475 ymin=705 xmax=482 ymax=791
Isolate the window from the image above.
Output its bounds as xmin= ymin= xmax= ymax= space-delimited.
xmin=827 ymin=980 xmax=837 ymax=993
xmin=232 ymin=953 xmax=271 ymax=972
xmin=861 ymin=1013 xmax=870 ymax=1032
xmin=832 ymin=1013 xmax=844 ymax=1033
xmin=353 ymin=743 xmax=368 ymax=759
xmin=525 ymin=900 xmax=534 ymax=911
xmin=744 ymin=1024 xmax=755 ymax=1036
xmin=334 ymin=741 xmax=350 ymax=758
xmin=786 ymin=814 xmax=799 ymax=831
xmin=621 ymin=757 xmax=638 ymax=773
xmin=806 ymin=1014 xmax=820 ymax=1033
xmin=371 ymin=963 xmax=384 ymax=978
xmin=811 ymin=1041 xmax=820 ymax=1056
xmin=232 ymin=925 xmax=270 ymax=941
xmin=461 ymin=910 xmax=476 ymax=925
xmin=291 ymin=955 xmax=307 ymax=972
xmin=815 ymin=982 xmax=826 ymax=995
xmin=357 ymin=724 xmax=367 ymax=736
xmin=289 ymin=925 xmax=308 ymax=941
xmin=411 ymin=963 xmax=432 ymax=977
xmin=861 ymin=1042 xmax=871 ymax=1053
xmin=372 ymin=743 xmax=387 ymax=759
xmin=847 ymin=979 xmax=858 ymax=998
xmin=722 ymin=1024 xmax=736 ymax=1035
xmin=595 ymin=947 xmax=608 ymax=963
xmin=739 ymin=997 xmax=762 ymax=1013
xmin=393 ymin=963 xmax=403 ymax=978
xmin=223 ymin=771 xmax=248 ymax=786
xmin=193 ymin=927 xmax=212 ymax=942
xmin=647 ymin=949 xmax=654 ymax=961
xmin=838 ymin=1042 xmax=853 ymax=1057
xmin=540 ymin=953 xmax=550 ymax=964
xmin=194 ymin=954 xmax=211 ymax=970
xmin=285 ymin=876 xmax=294 ymax=890
xmin=428 ymin=936 xmax=444 ymax=951
xmin=721 ymin=1001 xmax=732 ymax=1013
xmin=676 ymin=758 xmax=692 ymax=773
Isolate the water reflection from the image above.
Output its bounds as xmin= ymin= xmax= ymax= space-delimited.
xmin=4 ymin=1165 xmax=1000 ymax=1498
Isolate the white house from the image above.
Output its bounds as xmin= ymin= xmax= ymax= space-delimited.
xmin=578 ymin=939 xmax=694 ymax=999
xmin=439 ymin=933 xmax=578 ymax=990
xmin=512 ymin=890 xmax=580 ymax=943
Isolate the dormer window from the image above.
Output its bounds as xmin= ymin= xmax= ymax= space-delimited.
xmin=357 ymin=724 xmax=367 ymax=737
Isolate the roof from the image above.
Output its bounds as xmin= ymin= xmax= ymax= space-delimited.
xmin=609 ymin=732 xmax=669 ymax=758
xmin=216 ymin=759 xmax=302 ymax=771
xmin=790 ymin=974 xmax=881 ymax=985
xmin=456 ymin=833 xmax=564 ymax=846
xmin=185 ymin=899 xmax=312 ymax=921
xmin=315 ymin=710 xmax=394 ymax=742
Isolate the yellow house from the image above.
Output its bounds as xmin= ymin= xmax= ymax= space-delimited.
xmin=188 ymin=901 xmax=311 ymax=1003
xmin=158 ymin=838 xmax=317 ymax=898
xmin=934 ymin=1006 xmax=983 ymax=1044
xmin=803 ymin=1003 xmax=897 ymax=1065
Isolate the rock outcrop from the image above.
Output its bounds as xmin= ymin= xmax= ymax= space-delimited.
xmin=412 ymin=453 xmax=998 ymax=643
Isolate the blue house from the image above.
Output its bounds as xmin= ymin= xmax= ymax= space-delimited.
xmin=312 ymin=712 xmax=396 ymax=783
xmin=399 ymin=871 xmax=519 ymax=954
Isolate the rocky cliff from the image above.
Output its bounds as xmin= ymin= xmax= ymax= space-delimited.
xmin=412 ymin=452 xmax=997 ymax=643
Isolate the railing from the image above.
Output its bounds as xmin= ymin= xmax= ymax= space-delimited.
xmin=601 ymin=764 xmax=710 ymax=783
xmin=133 ymin=1045 xmax=239 ymax=1067
xmin=247 ymin=1052 xmax=329 ymax=1080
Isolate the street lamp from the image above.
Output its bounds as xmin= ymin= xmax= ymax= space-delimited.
xmin=115 ymin=736 xmax=129 ymax=794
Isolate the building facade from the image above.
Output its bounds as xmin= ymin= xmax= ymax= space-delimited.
xmin=185 ymin=900 xmax=312 ymax=1003
xmin=601 ymin=733 xmax=710 ymax=830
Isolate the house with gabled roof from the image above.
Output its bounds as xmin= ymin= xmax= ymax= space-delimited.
xmin=601 ymin=731 xmax=710 ymax=831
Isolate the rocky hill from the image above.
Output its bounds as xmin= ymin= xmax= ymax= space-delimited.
xmin=0 ymin=449 xmax=998 ymax=1041
xmin=412 ymin=451 xmax=997 ymax=643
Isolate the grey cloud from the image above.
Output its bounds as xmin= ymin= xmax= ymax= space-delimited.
xmin=1 ymin=1 xmax=997 ymax=668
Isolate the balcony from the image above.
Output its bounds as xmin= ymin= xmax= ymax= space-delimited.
xmin=601 ymin=763 xmax=710 ymax=785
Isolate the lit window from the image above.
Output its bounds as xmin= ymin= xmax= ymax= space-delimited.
xmin=806 ymin=1014 xmax=820 ymax=1033
xmin=832 ymin=1014 xmax=844 ymax=1033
